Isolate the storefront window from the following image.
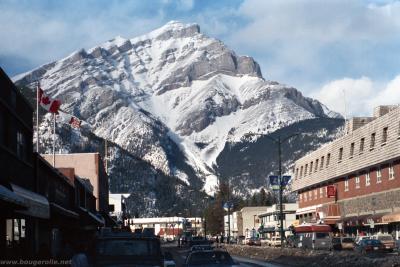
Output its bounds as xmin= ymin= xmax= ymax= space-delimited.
xmin=6 ymin=219 xmax=26 ymax=248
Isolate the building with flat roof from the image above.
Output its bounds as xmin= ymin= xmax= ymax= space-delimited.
xmin=292 ymin=106 xmax=400 ymax=237
xmin=42 ymin=153 xmax=109 ymax=213
xmin=258 ymin=203 xmax=298 ymax=237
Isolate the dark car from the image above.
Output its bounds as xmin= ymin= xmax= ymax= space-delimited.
xmin=94 ymin=236 xmax=163 ymax=266
xmin=185 ymin=250 xmax=239 ymax=267
xmin=355 ymin=239 xmax=385 ymax=255
xmin=332 ymin=237 xmax=342 ymax=250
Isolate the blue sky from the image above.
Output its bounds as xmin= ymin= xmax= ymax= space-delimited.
xmin=1 ymin=0 xmax=400 ymax=116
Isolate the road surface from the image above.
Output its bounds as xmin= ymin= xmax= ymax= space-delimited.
xmin=162 ymin=242 xmax=282 ymax=267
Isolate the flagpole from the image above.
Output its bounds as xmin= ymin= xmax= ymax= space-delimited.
xmin=36 ymin=81 xmax=40 ymax=153
xmin=53 ymin=113 xmax=56 ymax=167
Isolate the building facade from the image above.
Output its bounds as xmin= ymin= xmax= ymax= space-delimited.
xmin=224 ymin=212 xmax=239 ymax=238
xmin=239 ymin=207 xmax=269 ymax=238
xmin=258 ymin=203 xmax=298 ymax=238
xmin=0 ymin=68 xmax=51 ymax=259
xmin=42 ymin=153 xmax=109 ymax=213
xmin=292 ymin=106 xmax=400 ymax=237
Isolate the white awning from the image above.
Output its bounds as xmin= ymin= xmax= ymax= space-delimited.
xmin=12 ymin=184 xmax=50 ymax=219
xmin=296 ymin=204 xmax=322 ymax=215
xmin=0 ymin=184 xmax=26 ymax=207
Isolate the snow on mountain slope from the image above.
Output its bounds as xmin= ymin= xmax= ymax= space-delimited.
xmin=14 ymin=21 xmax=341 ymax=193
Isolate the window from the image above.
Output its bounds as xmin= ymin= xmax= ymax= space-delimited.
xmin=319 ymin=187 xmax=323 ymax=198
xmin=350 ymin=143 xmax=355 ymax=157
xmin=314 ymin=189 xmax=318 ymax=200
xmin=305 ymin=164 xmax=308 ymax=176
xmin=300 ymin=166 xmax=303 ymax=178
xmin=370 ymin=133 xmax=376 ymax=149
xmin=338 ymin=147 xmax=343 ymax=162
xmin=295 ymin=168 xmax=299 ymax=180
xmin=382 ymin=127 xmax=388 ymax=144
xmin=309 ymin=162 xmax=313 ymax=175
xmin=16 ymin=131 xmax=26 ymax=160
xmin=320 ymin=156 xmax=324 ymax=170
xmin=308 ymin=191 xmax=311 ymax=199
xmin=355 ymin=176 xmax=360 ymax=189
xmin=389 ymin=163 xmax=395 ymax=180
xmin=366 ymin=172 xmax=371 ymax=186
xmin=315 ymin=159 xmax=319 ymax=172
xmin=326 ymin=153 xmax=331 ymax=167
xmin=344 ymin=178 xmax=349 ymax=192
xmin=304 ymin=192 xmax=308 ymax=202
xmin=299 ymin=194 xmax=302 ymax=202
xmin=360 ymin=138 xmax=365 ymax=153
xmin=377 ymin=168 xmax=382 ymax=183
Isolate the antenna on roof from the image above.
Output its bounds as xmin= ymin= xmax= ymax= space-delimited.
xmin=342 ymin=89 xmax=348 ymax=135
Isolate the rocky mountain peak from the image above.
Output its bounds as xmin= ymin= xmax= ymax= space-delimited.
xmin=14 ymin=21 xmax=342 ymax=195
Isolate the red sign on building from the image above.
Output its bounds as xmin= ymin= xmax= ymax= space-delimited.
xmin=326 ymin=185 xmax=336 ymax=198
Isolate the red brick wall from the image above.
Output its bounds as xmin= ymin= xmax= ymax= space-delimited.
xmin=298 ymin=160 xmax=400 ymax=209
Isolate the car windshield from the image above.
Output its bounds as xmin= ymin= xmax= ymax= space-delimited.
xmin=96 ymin=239 xmax=160 ymax=256
xmin=188 ymin=251 xmax=234 ymax=265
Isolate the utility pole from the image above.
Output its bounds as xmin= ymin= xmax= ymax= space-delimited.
xmin=278 ymin=135 xmax=284 ymax=248
xmin=244 ymin=132 xmax=299 ymax=249
xmin=227 ymin=178 xmax=231 ymax=244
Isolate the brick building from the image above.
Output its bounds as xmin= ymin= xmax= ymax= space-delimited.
xmin=42 ymin=153 xmax=109 ymax=213
xmin=292 ymin=106 xmax=400 ymax=237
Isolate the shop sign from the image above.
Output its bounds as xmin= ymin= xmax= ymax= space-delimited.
xmin=326 ymin=185 xmax=336 ymax=198
xmin=382 ymin=213 xmax=400 ymax=223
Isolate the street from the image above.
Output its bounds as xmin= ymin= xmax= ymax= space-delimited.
xmin=162 ymin=242 xmax=282 ymax=267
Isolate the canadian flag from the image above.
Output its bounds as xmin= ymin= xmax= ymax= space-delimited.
xmin=38 ymin=86 xmax=61 ymax=114
xmin=58 ymin=111 xmax=82 ymax=128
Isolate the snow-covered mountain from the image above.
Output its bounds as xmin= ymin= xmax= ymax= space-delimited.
xmin=14 ymin=21 xmax=341 ymax=195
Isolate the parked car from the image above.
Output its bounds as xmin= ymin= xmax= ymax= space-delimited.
xmin=246 ymin=237 xmax=261 ymax=246
xmin=294 ymin=224 xmax=332 ymax=250
xmin=268 ymin=236 xmax=283 ymax=247
xmin=340 ymin=237 xmax=355 ymax=250
xmin=372 ymin=234 xmax=395 ymax=252
xmin=94 ymin=236 xmax=163 ymax=266
xmin=331 ymin=237 xmax=355 ymax=250
xmin=355 ymin=239 xmax=385 ymax=255
xmin=355 ymin=236 xmax=371 ymax=245
xmin=184 ymin=250 xmax=239 ymax=267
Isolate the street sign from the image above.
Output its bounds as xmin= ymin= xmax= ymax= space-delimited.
xmin=269 ymin=175 xmax=280 ymax=190
xmin=223 ymin=202 xmax=233 ymax=211
xmin=327 ymin=185 xmax=336 ymax=198
xmin=281 ymin=176 xmax=291 ymax=187
xmin=269 ymin=175 xmax=291 ymax=190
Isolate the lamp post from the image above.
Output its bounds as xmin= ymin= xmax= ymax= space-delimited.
xmin=244 ymin=132 xmax=299 ymax=249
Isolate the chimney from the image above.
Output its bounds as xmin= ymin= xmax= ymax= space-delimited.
xmin=345 ymin=117 xmax=375 ymax=133
xmin=373 ymin=105 xmax=398 ymax=118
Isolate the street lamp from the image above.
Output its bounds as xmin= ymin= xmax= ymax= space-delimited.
xmin=244 ymin=132 xmax=299 ymax=249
